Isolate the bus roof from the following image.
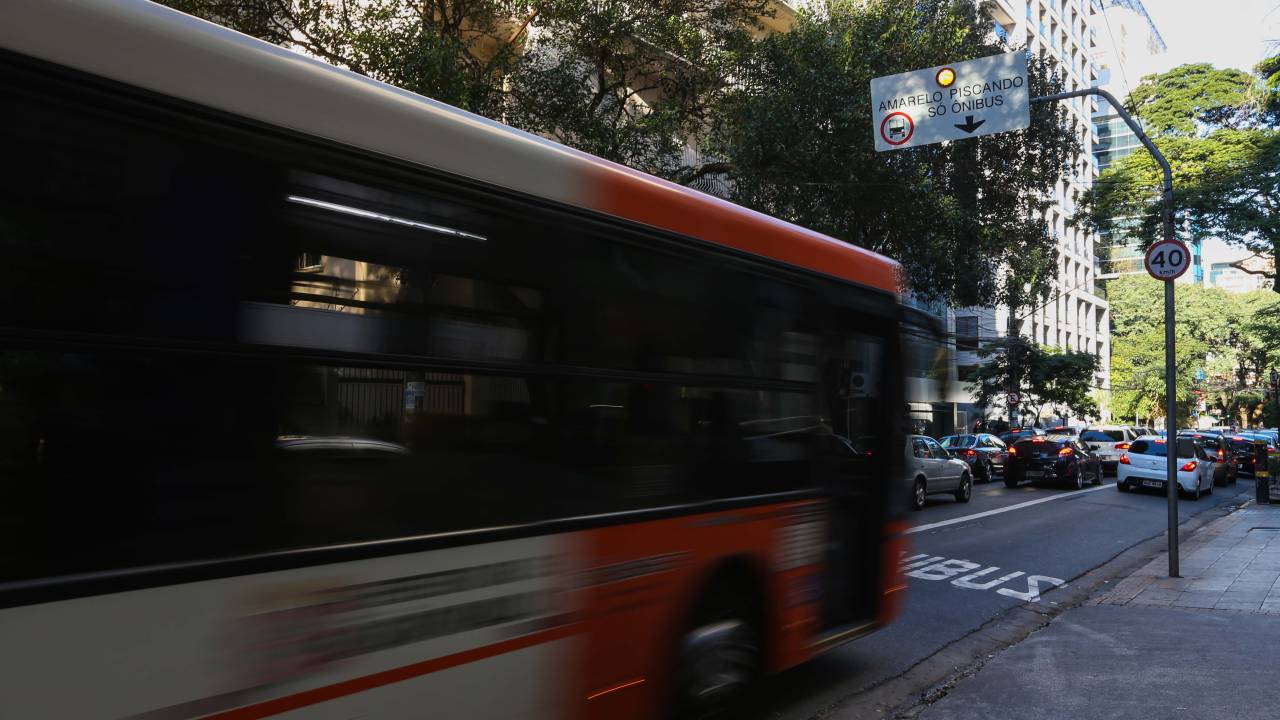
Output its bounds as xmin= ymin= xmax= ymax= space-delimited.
xmin=1 ymin=0 xmax=899 ymax=295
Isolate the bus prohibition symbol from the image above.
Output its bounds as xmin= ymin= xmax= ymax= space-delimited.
xmin=1144 ymin=239 xmax=1191 ymax=281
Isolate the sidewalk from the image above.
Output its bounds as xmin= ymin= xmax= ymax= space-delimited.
xmin=916 ymin=503 xmax=1280 ymax=720
xmin=1091 ymin=504 xmax=1280 ymax=612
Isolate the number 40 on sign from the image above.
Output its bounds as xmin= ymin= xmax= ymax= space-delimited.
xmin=1144 ymin=239 xmax=1191 ymax=281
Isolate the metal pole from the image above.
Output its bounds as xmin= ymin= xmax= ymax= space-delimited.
xmin=1032 ymin=87 xmax=1179 ymax=576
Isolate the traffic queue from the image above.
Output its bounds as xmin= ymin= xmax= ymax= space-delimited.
xmin=906 ymin=424 xmax=1278 ymax=511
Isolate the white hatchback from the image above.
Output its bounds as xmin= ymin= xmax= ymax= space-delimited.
xmin=1116 ymin=436 xmax=1214 ymax=498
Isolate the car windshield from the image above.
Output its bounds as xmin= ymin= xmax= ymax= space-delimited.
xmin=941 ymin=435 xmax=976 ymax=448
xmin=1082 ymin=429 xmax=1125 ymax=442
xmin=1129 ymin=439 xmax=1196 ymax=458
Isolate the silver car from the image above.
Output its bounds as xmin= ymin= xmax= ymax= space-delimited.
xmin=1081 ymin=426 xmax=1139 ymax=475
xmin=906 ymin=434 xmax=973 ymax=510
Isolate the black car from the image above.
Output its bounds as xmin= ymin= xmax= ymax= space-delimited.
xmin=1226 ymin=433 xmax=1270 ymax=476
xmin=940 ymin=433 xmax=1008 ymax=482
xmin=1231 ymin=433 xmax=1277 ymax=476
xmin=1004 ymin=436 xmax=1103 ymax=489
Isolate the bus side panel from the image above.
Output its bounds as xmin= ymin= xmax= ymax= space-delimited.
xmin=572 ymin=500 xmax=827 ymax=720
xmin=0 ymin=536 xmax=580 ymax=720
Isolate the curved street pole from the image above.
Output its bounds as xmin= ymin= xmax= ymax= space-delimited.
xmin=1032 ymin=88 xmax=1180 ymax=577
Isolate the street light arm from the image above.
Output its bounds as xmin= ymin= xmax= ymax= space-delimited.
xmin=1033 ymin=87 xmax=1180 ymax=577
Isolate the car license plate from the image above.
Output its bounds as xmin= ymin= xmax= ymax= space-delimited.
xmin=1142 ymin=480 xmax=1163 ymax=488
xmin=1026 ymin=470 xmax=1044 ymax=478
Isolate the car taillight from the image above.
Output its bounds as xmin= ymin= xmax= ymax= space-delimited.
xmin=1008 ymin=447 xmax=1017 ymax=456
xmin=965 ymin=449 xmax=977 ymax=456
xmin=1218 ymin=448 xmax=1225 ymax=461
xmin=1181 ymin=460 xmax=1197 ymax=472
xmin=1120 ymin=454 xmax=1130 ymax=464
xmin=1058 ymin=447 xmax=1074 ymax=456
xmin=1116 ymin=442 xmax=1130 ymax=450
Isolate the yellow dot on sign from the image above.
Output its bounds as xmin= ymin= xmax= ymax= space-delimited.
xmin=937 ymin=68 xmax=956 ymax=87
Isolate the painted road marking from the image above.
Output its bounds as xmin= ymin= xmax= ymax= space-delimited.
xmin=906 ymin=483 xmax=1114 ymax=535
xmin=898 ymin=553 xmax=1066 ymax=603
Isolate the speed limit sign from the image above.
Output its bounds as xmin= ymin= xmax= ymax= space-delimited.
xmin=1144 ymin=239 xmax=1191 ymax=281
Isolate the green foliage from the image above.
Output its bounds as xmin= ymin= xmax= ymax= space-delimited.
xmin=1126 ymin=63 xmax=1259 ymax=136
xmin=1106 ymin=277 xmax=1211 ymax=426
xmin=1257 ymin=51 xmax=1280 ymax=123
xmin=706 ymin=0 xmax=1078 ymax=307
xmin=161 ymin=0 xmax=769 ymax=179
xmin=507 ymin=0 xmax=770 ymax=177
xmin=1080 ymin=63 xmax=1280 ymax=292
xmin=966 ymin=338 xmax=1099 ymax=423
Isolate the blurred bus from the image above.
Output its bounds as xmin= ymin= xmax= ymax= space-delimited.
xmin=0 ymin=1 xmax=908 ymax=718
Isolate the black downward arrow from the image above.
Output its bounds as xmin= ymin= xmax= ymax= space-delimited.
xmin=954 ymin=115 xmax=986 ymax=133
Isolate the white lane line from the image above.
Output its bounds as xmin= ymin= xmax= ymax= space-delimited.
xmin=906 ymin=483 xmax=1115 ymax=535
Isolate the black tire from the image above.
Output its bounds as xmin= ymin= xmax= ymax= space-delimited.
xmin=1092 ymin=464 xmax=1103 ymax=485
xmin=1072 ymin=465 xmax=1085 ymax=490
xmin=1117 ymin=479 xmax=1129 ymax=492
xmin=673 ymin=581 xmax=762 ymax=719
xmin=978 ymin=459 xmax=991 ymax=483
xmin=912 ymin=477 xmax=927 ymax=511
xmin=955 ymin=473 xmax=973 ymax=503
xmin=1004 ymin=475 xmax=1019 ymax=489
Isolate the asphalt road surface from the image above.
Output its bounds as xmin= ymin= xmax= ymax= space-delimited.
xmin=756 ymin=472 xmax=1258 ymax=719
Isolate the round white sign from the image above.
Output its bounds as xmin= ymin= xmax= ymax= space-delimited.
xmin=1144 ymin=239 xmax=1191 ymax=281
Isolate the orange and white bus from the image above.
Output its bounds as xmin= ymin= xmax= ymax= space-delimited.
xmin=0 ymin=1 xmax=908 ymax=718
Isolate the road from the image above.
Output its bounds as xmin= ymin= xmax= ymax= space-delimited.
xmin=757 ymin=472 xmax=1257 ymax=719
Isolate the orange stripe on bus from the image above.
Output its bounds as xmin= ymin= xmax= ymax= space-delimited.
xmin=203 ymin=624 xmax=576 ymax=720
xmin=587 ymin=163 xmax=900 ymax=294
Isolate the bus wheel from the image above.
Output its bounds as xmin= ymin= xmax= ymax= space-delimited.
xmin=674 ymin=594 xmax=760 ymax=718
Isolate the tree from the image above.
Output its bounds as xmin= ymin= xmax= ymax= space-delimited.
xmin=967 ymin=338 xmax=1099 ymax=424
xmin=161 ymin=0 xmax=769 ymax=179
xmin=1104 ymin=276 xmax=1237 ymax=428
xmin=706 ymin=0 xmax=1078 ymax=307
xmin=1081 ymin=63 xmax=1280 ymax=291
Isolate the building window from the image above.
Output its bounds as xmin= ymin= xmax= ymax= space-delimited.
xmin=956 ymin=316 xmax=980 ymax=352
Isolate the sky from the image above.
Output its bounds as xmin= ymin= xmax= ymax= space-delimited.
xmin=1137 ymin=1 xmax=1279 ymax=265
xmin=1144 ymin=0 xmax=1279 ymax=76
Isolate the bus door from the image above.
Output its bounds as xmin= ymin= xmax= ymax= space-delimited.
xmin=818 ymin=322 xmax=900 ymax=630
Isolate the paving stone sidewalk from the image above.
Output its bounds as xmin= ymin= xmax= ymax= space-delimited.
xmin=1092 ymin=502 xmax=1280 ymax=613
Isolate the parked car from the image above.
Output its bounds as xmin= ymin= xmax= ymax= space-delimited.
xmin=1004 ymin=436 xmax=1103 ymax=489
xmin=939 ymin=433 xmax=1008 ymax=482
xmin=998 ymin=427 xmax=1046 ymax=445
xmin=1179 ymin=431 xmax=1237 ymax=487
xmin=906 ymin=435 xmax=973 ymax=510
xmin=1117 ymin=436 xmax=1214 ymax=498
xmin=1080 ymin=426 xmax=1139 ymax=475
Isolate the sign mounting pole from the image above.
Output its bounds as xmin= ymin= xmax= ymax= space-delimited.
xmin=1033 ymin=87 xmax=1180 ymax=578
xmin=870 ymin=63 xmax=1182 ymax=576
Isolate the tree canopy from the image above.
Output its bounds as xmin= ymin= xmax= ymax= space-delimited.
xmin=163 ymin=0 xmax=769 ymax=178
xmin=967 ymin=338 xmax=1099 ymax=424
xmin=708 ymin=1 xmax=1077 ymax=307
xmin=1081 ymin=62 xmax=1280 ymax=291
xmin=1105 ymin=274 xmax=1280 ymax=427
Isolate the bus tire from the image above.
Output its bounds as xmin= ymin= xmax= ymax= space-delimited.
xmin=673 ymin=567 xmax=763 ymax=719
